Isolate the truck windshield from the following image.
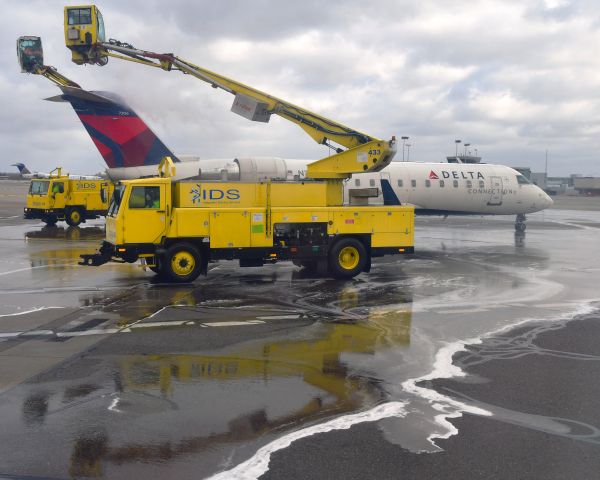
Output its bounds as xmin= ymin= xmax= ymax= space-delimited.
xmin=29 ymin=181 xmax=49 ymax=195
xmin=108 ymin=185 xmax=124 ymax=216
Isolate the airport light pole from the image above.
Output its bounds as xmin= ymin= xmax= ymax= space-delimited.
xmin=406 ymin=144 xmax=411 ymax=162
xmin=401 ymin=136 xmax=409 ymax=161
xmin=464 ymin=143 xmax=470 ymax=156
xmin=455 ymin=139 xmax=461 ymax=156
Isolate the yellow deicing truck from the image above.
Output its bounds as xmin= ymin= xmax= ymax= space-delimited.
xmin=25 ymin=167 xmax=113 ymax=226
xmin=64 ymin=4 xmax=414 ymax=280
xmin=80 ymin=158 xmax=413 ymax=281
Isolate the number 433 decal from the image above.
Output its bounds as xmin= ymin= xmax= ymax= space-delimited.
xmin=368 ymin=149 xmax=381 ymax=156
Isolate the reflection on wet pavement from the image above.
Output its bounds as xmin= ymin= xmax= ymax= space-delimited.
xmin=1 ymin=208 xmax=600 ymax=478
xmin=25 ymin=225 xmax=106 ymax=241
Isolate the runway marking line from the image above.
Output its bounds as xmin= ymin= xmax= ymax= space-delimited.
xmin=202 ymin=320 xmax=265 ymax=327
xmin=255 ymin=314 xmax=301 ymax=320
xmin=0 ymin=318 xmax=269 ymax=340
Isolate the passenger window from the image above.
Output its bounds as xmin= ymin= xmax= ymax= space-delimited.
xmin=453 ymin=180 xmax=458 ymax=188
xmin=369 ymin=179 xmax=376 ymax=187
xmin=355 ymin=179 xmax=360 ymax=187
xmin=425 ymin=180 xmax=431 ymax=187
xmin=411 ymin=180 xmax=416 ymax=187
xmin=129 ymin=186 xmax=161 ymax=209
xmin=479 ymin=180 xmax=485 ymax=188
xmin=439 ymin=180 xmax=445 ymax=187
xmin=397 ymin=179 xmax=403 ymax=187
xmin=466 ymin=180 xmax=472 ymax=188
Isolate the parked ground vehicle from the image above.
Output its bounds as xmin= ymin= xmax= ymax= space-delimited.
xmin=25 ymin=168 xmax=112 ymax=226
xmin=81 ymin=158 xmax=414 ymax=281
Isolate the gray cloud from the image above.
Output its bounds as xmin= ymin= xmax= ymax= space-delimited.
xmin=2 ymin=0 xmax=600 ymax=176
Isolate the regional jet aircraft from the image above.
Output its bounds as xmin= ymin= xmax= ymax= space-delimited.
xmin=47 ymin=86 xmax=552 ymax=230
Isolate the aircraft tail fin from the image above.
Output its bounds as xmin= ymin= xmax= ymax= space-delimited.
xmin=11 ymin=163 xmax=31 ymax=174
xmin=381 ymin=178 xmax=401 ymax=205
xmin=46 ymin=86 xmax=178 ymax=169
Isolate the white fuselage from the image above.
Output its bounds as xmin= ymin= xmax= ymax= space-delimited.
xmin=107 ymin=158 xmax=553 ymax=215
xmin=341 ymin=162 xmax=553 ymax=215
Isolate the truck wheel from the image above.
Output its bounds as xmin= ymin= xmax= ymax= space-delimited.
xmin=43 ymin=214 xmax=58 ymax=226
xmin=328 ymin=237 xmax=367 ymax=279
xmin=66 ymin=208 xmax=83 ymax=227
xmin=163 ymin=243 xmax=202 ymax=283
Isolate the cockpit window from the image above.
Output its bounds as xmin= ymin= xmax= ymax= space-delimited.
xmin=516 ymin=175 xmax=530 ymax=185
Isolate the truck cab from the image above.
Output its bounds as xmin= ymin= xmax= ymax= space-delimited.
xmin=105 ymin=178 xmax=171 ymax=248
xmin=25 ymin=178 xmax=66 ymax=225
xmin=17 ymin=36 xmax=44 ymax=73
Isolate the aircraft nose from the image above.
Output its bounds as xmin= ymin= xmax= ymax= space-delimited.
xmin=542 ymin=192 xmax=554 ymax=208
xmin=530 ymin=186 xmax=553 ymax=212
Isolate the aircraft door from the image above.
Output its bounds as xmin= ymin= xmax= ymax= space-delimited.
xmin=123 ymin=184 xmax=169 ymax=244
xmin=487 ymin=176 xmax=503 ymax=206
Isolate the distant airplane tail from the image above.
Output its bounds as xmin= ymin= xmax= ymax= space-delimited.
xmin=12 ymin=163 xmax=31 ymax=174
xmin=45 ymin=86 xmax=178 ymax=169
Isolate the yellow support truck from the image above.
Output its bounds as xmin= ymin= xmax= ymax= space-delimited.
xmin=64 ymin=5 xmax=415 ymax=280
xmin=24 ymin=167 xmax=113 ymax=226
xmin=81 ymin=159 xmax=414 ymax=281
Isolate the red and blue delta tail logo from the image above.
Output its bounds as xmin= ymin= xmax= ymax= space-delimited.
xmin=428 ymin=170 xmax=439 ymax=180
xmin=50 ymin=87 xmax=178 ymax=168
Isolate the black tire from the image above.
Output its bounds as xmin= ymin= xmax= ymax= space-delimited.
xmin=515 ymin=223 xmax=526 ymax=232
xmin=328 ymin=237 xmax=367 ymax=279
xmin=66 ymin=207 xmax=83 ymax=227
xmin=122 ymin=252 xmax=138 ymax=264
xmin=161 ymin=243 xmax=202 ymax=283
xmin=43 ymin=214 xmax=58 ymax=226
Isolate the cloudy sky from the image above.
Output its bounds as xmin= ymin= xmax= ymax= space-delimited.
xmin=2 ymin=0 xmax=600 ymax=176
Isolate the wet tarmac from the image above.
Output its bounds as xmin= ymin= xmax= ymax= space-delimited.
xmin=1 ymin=179 xmax=599 ymax=479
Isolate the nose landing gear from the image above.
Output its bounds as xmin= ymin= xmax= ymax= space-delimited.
xmin=515 ymin=213 xmax=526 ymax=232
